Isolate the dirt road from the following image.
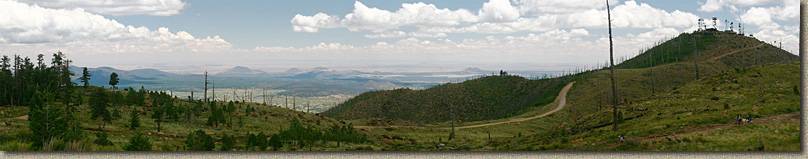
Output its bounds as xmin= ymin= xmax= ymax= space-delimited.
xmin=452 ymin=81 xmax=575 ymax=129
xmin=707 ymin=43 xmax=765 ymax=61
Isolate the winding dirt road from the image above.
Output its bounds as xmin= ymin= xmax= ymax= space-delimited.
xmin=452 ymin=81 xmax=575 ymax=129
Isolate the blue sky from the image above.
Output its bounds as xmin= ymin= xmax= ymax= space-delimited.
xmin=0 ymin=0 xmax=799 ymax=73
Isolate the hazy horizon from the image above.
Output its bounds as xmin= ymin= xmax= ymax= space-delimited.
xmin=0 ymin=0 xmax=798 ymax=73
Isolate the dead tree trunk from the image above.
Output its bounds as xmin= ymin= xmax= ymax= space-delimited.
xmin=607 ymin=0 xmax=619 ymax=131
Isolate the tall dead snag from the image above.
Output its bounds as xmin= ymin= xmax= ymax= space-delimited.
xmin=204 ymin=71 xmax=209 ymax=103
xmin=607 ymin=0 xmax=619 ymax=131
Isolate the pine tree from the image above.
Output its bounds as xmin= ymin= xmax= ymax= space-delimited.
xmin=256 ymin=132 xmax=268 ymax=151
xmin=238 ymin=116 xmax=243 ymax=127
xmin=219 ymin=134 xmax=235 ymax=151
xmin=124 ymin=133 xmax=152 ymax=151
xmin=28 ymin=91 xmax=67 ymax=149
xmin=112 ymin=108 xmax=121 ymax=120
xmin=109 ymin=72 xmax=119 ymax=90
xmin=165 ymin=100 xmax=179 ymax=121
xmin=185 ymin=130 xmax=215 ymax=151
xmin=79 ymin=67 xmax=91 ymax=88
xmin=94 ymin=132 xmax=114 ymax=146
xmin=129 ymin=108 xmax=140 ymax=130
xmin=89 ymin=88 xmax=112 ymax=130
xmin=151 ymin=106 xmax=165 ymax=132
xmin=269 ymin=133 xmax=282 ymax=151
xmin=0 ymin=55 xmax=10 ymax=106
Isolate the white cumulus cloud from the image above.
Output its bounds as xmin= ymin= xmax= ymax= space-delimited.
xmin=698 ymin=0 xmax=780 ymax=12
xmin=477 ymin=0 xmax=520 ymax=23
xmin=291 ymin=0 xmax=698 ymax=36
xmin=514 ymin=0 xmax=619 ymax=15
xmin=0 ymin=0 xmax=231 ymax=55
xmin=16 ymin=0 xmax=187 ymax=16
xmin=291 ymin=1 xmax=478 ymax=33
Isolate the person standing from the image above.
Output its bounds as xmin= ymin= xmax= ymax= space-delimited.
xmin=746 ymin=115 xmax=752 ymax=124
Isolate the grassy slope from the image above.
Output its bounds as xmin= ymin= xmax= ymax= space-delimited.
xmin=506 ymin=62 xmax=799 ymax=151
xmin=335 ymin=31 xmax=799 ymax=151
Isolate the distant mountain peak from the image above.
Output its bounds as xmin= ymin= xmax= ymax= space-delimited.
xmin=462 ymin=67 xmax=483 ymax=72
xmin=285 ymin=68 xmax=303 ymax=73
xmin=218 ymin=66 xmax=268 ymax=75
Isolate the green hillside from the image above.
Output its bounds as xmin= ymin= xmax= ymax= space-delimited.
xmin=322 ymin=75 xmax=570 ymax=123
xmin=323 ymin=30 xmax=797 ymax=125
xmin=0 ymin=30 xmax=797 ymax=151
xmin=505 ymin=61 xmax=800 ymax=151
xmin=616 ymin=31 xmax=794 ymax=69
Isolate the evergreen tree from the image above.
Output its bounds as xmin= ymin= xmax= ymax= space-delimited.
xmin=28 ymin=91 xmax=67 ymax=149
xmin=124 ymin=133 xmax=152 ymax=151
xmin=79 ymin=67 xmax=91 ymax=88
xmin=63 ymin=112 xmax=83 ymax=143
xmin=0 ymin=55 xmax=10 ymax=106
xmin=89 ymin=88 xmax=112 ymax=130
xmin=151 ymin=106 xmax=165 ymax=132
xmin=247 ymin=133 xmax=257 ymax=151
xmin=185 ymin=130 xmax=215 ymax=151
xmin=129 ymin=108 xmax=140 ymax=130
xmin=256 ymin=132 xmax=268 ymax=151
xmin=111 ymin=91 xmax=125 ymax=107
xmin=109 ymin=72 xmax=119 ymax=90
xmin=112 ymin=108 xmax=121 ymax=120
xmin=219 ymin=134 xmax=235 ymax=151
xmin=238 ymin=116 xmax=243 ymax=127
xmin=165 ymin=100 xmax=179 ymax=121
xmin=94 ymin=132 xmax=114 ymax=146
xmin=269 ymin=133 xmax=282 ymax=151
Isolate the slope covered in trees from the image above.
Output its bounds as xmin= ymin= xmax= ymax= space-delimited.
xmin=322 ymin=75 xmax=569 ymax=123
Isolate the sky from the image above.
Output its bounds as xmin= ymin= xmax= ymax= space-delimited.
xmin=0 ymin=0 xmax=799 ymax=74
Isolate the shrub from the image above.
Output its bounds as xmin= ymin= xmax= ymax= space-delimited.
xmin=695 ymin=136 xmax=708 ymax=143
xmin=93 ymin=132 xmax=114 ymax=146
xmin=43 ymin=138 xmax=66 ymax=151
xmin=112 ymin=109 xmax=121 ymax=119
xmin=124 ymin=133 xmax=152 ymax=151
xmin=0 ymin=141 xmax=33 ymax=151
xmin=269 ymin=134 xmax=282 ymax=151
xmin=794 ymin=86 xmax=799 ymax=95
xmin=219 ymin=134 xmax=235 ymax=151
xmin=710 ymin=96 xmax=720 ymax=101
xmin=185 ymin=130 xmax=215 ymax=151
xmin=681 ymin=137 xmax=692 ymax=143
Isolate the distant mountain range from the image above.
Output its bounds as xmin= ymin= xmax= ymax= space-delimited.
xmin=66 ymin=65 xmax=506 ymax=97
xmin=216 ymin=66 xmax=268 ymax=75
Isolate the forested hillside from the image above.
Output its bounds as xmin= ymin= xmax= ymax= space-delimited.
xmin=322 ymin=75 xmax=570 ymax=123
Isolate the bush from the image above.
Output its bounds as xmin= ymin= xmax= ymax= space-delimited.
xmin=695 ymin=136 xmax=708 ymax=143
xmin=794 ymin=86 xmax=799 ymax=95
xmin=43 ymin=138 xmax=66 ymax=151
xmin=124 ymin=133 xmax=152 ymax=151
xmin=93 ymin=132 xmax=114 ymax=146
xmin=0 ymin=141 xmax=33 ymax=151
xmin=681 ymin=137 xmax=692 ymax=143
xmin=185 ymin=130 xmax=215 ymax=151
xmin=710 ymin=96 xmax=720 ymax=101
xmin=219 ymin=134 xmax=235 ymax=151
